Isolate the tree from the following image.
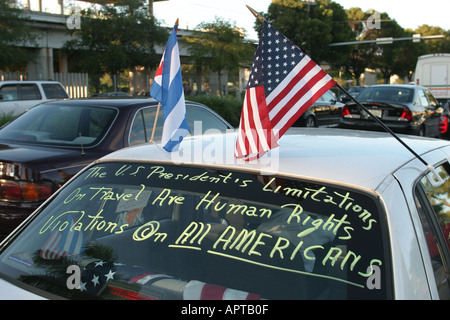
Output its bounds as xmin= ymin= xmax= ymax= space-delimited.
xmin=63 ymin=0 xmax=167 ymax=92
xmin=414 ymin=25 xmax=449 ymax=54
xmin=184 ymin=17 xmax=254 ymax=96
xmin=363 ymin=13 xmax=407 ymax=83
xmin=341 ymin=7 xmax=375 ymax=85
xmin=0 ymin=0 xmax=37 ymax=71
xmin=262 ymin=0 xmax=355 ymax=68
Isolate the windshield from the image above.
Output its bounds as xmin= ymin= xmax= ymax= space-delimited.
xmin=0 ymin=104 xmax=117 ymax=148
xmin=0 ymin=162 xmax=389 ymax=300
xmin=357 ymin=87 xmax=414 ymax=104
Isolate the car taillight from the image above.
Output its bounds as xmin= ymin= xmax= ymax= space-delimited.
xmin=108 ymin=286 xmax=158 ymax=300
xmin=440 ymin=116 xmax=448 ymax=133
xmin=0 ymin=179 xmax=52 ymax=202
xmin=399 ymin=108 xmax=412 ymax=121
xmin=341 ymin=106 xmax=351 ymax=118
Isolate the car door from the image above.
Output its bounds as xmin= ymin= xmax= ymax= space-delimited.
xmin=415 ymin=164 xmax=450 ymax=299
xmin=391 ymin=148 xmax=450 ymax=299
xmin=425 ymin=89 xmax=442 ymax=137
xmin=419 ymin=89 xmax=440 ymax=137
xmin=0 ymin=83 xmax=43 ymax=116
xmin=313 ymin=91 xmax=341 ymax=127
xmin=0 ymin=84 xmax=20 ymax=115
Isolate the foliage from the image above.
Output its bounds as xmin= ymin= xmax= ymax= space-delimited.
xmin=341 ymin=6 xmax=449 ymax=84
xmin=0 ymin=0 xmax=37 ymax=71
xmin=263 ymin=0 xmax=355 ymax=68
xmin=184 ymin=17 xmax=255 ymax=96
xmin=186 ymin=95 xmax=243 ymax=127
xmin=63 ymin=0 xmax=167 ymax=85
xmin=0 ymin=112 xmax=16 ymax=127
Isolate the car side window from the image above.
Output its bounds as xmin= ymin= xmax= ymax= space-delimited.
xmin=0 ymin=85 xmax=19 ymax=101
xmin=20 ymin=84 xmax=41 ymax=100
xmin=415 ymin=165 xmax=450 ymax=299
xmin=417 ymin=90 xmax=429 ymax=107
xmin=320 ymin=91 xmax=334 ymax=102
xmin=129 ymin=110 xmax=148 ymax=146
xmin=129 ymin=105 xmax=229 ymax=146
xmin=42 ymin=84 xmax=68 ymax=99
xmin=425 ymin=90 xmax=438 ymax=108
xmin=185 ymin=104 xmax=229 ymax=132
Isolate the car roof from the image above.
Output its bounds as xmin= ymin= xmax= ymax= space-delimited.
xmin=367 ymin=84 xmax=422 ymax=90
xmin=99 ymin=128 xmax=450 ymax=192
xmin=0 ymin=81 xmax=62 ymax=84
xmin=41 ymin=98 xmax=214 ymax=109
xmin=42 ymin=97 xmax=158 ymax=108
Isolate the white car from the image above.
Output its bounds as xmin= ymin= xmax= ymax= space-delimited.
xmin=0 ymin=81 xmax=68 ymax=116
xmin=0 ymin=128 xmax=449 ymax=300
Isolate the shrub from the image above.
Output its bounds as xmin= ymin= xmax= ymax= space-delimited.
xmin=0 ymin=112 xmax=16 ymax=127
xmin=186 ymin=95 xmax=243 ymax=127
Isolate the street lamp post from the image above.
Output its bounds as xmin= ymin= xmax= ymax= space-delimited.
xmin=305 ymin=0 xmax=316 ymax=16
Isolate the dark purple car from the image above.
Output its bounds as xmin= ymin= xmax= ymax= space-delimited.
xmin=0 ymin=98 xmax=232 ymax=238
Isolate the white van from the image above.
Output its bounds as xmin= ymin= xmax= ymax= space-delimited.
xmin=414 ymin=53 xmax=450 ymax=104
xmin=0 ymin=81 xmax=69 ymax=116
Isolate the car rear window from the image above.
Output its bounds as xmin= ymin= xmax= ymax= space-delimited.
xmin=0 ymin=162 xmax=390 ymax=300
xmin=42 ymin=84 xmax=69 ymax=99
xmin=0 ymin=104 xmax=117 ymax=147
xmin=358 ymin=87 xmax=414 ymax=103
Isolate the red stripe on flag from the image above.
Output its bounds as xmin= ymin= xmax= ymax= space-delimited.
xmin=200 ymin=284 xmax=227 ymax=300
xmin=271 ymin=71 xmax=335 ymax=136
xmin=235 ymin=86 xmax=279 ymax=159
xmin=267 ymin=58 xmax=317 ymax=113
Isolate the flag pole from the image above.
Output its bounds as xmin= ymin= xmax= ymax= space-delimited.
xmin=149 ymin=18 xmax=179 ymax=143
xmin=246 ymin=5 xmax=266 ymax=23
xmin=336 ymin=83 xmax=430 ymax=168
xmin=149 ymin=102 xmax=160 ymax=142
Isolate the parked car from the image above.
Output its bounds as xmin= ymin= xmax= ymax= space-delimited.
xmin=0 ymin=128 xmax=449 ymax=300
xmin=0 ymin=81 xmax=68 ymax=116
xmin=440 ymin=100 xmax=450 ymax=139
xmin=340 ymin=84 xmax=442 ymax=137
xmin=294 ymin=90 xmax=344 ymax=127
xmin=91 ymin=92 xmax=132 ymax=97
xmin=339 ymin=86 xmax=366 ymax=102
xmin=0 ymin=98 xmax=232 ymax=238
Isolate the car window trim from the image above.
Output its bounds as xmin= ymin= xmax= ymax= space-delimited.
xmin=414 ymin=166 xmax=450 ymax=276
xmin=127 ymin=103 xmax=232 ymax=146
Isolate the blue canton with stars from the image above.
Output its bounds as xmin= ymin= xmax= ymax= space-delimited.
xmin=247 ymin=23 xmax=305 ymax=95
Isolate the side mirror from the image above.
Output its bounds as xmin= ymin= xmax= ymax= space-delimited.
xmin=340 ymin=96 xmax=351 ymax=103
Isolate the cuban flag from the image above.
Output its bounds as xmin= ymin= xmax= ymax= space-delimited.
xmin=40 ymin=215 xmax=84 ymax=260
xmin=150 ymin=21 xmax=189 ymax=152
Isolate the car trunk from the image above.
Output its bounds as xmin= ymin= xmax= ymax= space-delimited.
xmin=343 ymin=102 xmax=411 ymax=122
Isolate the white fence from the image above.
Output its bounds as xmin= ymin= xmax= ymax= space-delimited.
xmin=54 ymin=72 xmax=88 ymax=98
xmin=0 ymin=72 xmax=89 ymax=98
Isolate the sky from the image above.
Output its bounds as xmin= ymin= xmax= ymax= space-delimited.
xmin=153 ymin=0 xmax=450 ymax=41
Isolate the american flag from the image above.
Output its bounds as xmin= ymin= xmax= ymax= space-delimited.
xmin=235 ymin=22 xmax=336 ymax=160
